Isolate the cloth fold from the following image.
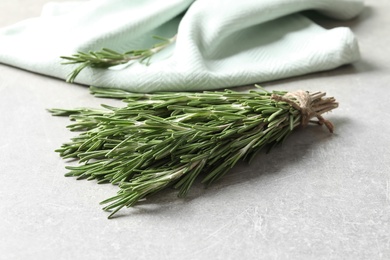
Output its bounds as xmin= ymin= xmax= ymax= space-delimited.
xmin=0 ymin=0 xmax=364 ymax=92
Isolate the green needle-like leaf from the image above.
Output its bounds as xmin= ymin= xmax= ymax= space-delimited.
xmin=61 ymin=35 xmax=177 ymax=83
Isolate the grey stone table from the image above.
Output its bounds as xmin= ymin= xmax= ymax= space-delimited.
xmin=0 ymin=1 xmax=389 ymax=259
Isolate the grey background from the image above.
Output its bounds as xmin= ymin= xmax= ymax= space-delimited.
xmin=0 ymin=1 xmax=389 ymax=259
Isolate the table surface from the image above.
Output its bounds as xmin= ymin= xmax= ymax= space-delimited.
xmin=1 ymin=1 xmax=389 ymax=259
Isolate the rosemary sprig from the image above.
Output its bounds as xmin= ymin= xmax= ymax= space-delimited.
xmin=61 ymin=35 xmax=177 ymax=83
xmin=50 ymin=86 xmax=338 ymax=218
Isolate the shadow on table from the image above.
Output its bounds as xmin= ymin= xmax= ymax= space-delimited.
xmin=303 ymin=5 xmax=373 ymax=31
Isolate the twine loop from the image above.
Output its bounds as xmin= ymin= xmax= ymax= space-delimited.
xmin=271 ymin=90 xmax=335 ymax=133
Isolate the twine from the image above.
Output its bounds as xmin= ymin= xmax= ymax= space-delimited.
xmin=271 ymin=90 xmax=335 ymax=133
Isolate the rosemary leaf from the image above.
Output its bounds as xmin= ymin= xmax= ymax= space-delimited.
xmin=61 ymin=35 xmax=177 ymax=83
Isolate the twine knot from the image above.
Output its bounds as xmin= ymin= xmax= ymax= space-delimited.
xmin=271 ymin=90 xmax=337 ymax=133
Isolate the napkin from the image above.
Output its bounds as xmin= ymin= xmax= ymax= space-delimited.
xmin=0 ymin=0 xmax=364 ymax=92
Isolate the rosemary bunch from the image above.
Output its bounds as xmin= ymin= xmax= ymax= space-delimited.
xmin=61 ymin=35 xmax=177 ymax=83
xmin=50 ymin=86 xmax=338 ymax=218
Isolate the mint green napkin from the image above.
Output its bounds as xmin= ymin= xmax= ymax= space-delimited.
xmin=0 ymin=0 xmax=364 ymax=92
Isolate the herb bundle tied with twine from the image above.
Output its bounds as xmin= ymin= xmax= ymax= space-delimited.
xmin=50 ymin=86 xmax=338 ymax=218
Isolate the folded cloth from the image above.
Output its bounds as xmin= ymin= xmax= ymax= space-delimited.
xmin=0 ymin=0 xmax=364 ymax=92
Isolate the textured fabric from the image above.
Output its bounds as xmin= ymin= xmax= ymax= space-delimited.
xmin=0 ymin=0 xmax=364 ymax=92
